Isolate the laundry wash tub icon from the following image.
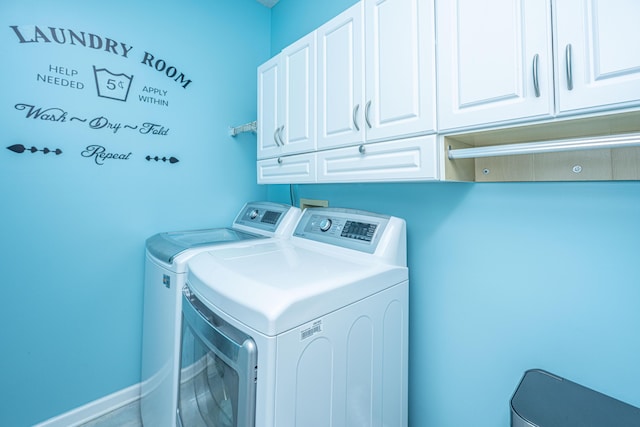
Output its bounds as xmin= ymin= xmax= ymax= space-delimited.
xmin=93 ymin=66 xmax=133 ymax=102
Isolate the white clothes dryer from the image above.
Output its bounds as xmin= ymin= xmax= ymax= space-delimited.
xmin=181 ymin=207 xmax=408 ymax=427
xmin=140 ymin=201 xmax=301 ymax=427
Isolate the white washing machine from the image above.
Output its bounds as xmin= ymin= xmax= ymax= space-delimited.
xmin=180 ymin=207 xmax=408 ymax=427
xmin=140 ymin=201 xmax=301 ymax=427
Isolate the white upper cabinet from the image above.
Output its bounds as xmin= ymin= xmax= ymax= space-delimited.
xmin=317 ymin=0 xmax=436 ymax=150
xmin=257 ymin=32 xmax=316 ymax=160
xmin=317 ymin=3 xmax=365 ymax=150
xmin=364 ymin=0 xmax=436 ymax=142
xmin=436 ymin=0 xmax=554 ymax=131
xmin=554 ymin=0 xmax=640 ymax=114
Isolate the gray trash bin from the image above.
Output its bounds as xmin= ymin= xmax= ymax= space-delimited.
xmin=511 ymin=369 xmax=640 ymax=427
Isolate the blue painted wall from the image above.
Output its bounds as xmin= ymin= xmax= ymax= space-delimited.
xmin=0 ymin=1 xmax=269 ymax=425
xmin=270 ymin=1 xmax=640 ymax=426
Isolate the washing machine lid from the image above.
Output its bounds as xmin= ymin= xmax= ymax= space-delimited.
xmin=187 ymin=240 xmax=408 ymax=336
xmin=146 ymin=228 xmax=264 ymax=264
xmin=146 ymin=201 xmax=301 ymax=264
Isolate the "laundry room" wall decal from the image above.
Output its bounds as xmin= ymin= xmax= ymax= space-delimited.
xmin=6 ymin=23 xmax=189 ymax=167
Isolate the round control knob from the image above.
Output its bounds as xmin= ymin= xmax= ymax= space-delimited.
xmin=249 ymin=209 xmax=259 ymax=219
xmin=319 ymin=218 xmax=332 ymax=232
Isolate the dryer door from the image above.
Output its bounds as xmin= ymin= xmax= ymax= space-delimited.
xmin=178 ymin=288 xmax=257 ymax=427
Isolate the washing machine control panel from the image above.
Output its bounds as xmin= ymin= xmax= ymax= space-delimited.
xmin=234 ymin=202 xmax=294 ymax=232
xmin=294 ymin=208 xmax=390 ymax=253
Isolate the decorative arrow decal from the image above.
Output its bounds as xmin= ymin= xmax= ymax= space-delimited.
xmin=146 ymin=155 xmax=179 ymax=164
xmin=7 ymin=144 xmax=62 ymax=155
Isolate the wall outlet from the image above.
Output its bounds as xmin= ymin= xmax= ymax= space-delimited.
xmin=300 ymin=198 xmax=329 ymax=209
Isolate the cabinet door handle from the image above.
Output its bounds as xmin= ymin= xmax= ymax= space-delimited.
xmin=532 ymin=54 xmax=540 ymax=97
xmin=273 ymin=127 xmax=281 ymax=146
xmin=278 ymin=125 xmax=285 ymax=146
xmin=352 ymin=104 xmax=360 ymax=131
xmin=565 ymin=43 xmax=574 ymax=91
xmin=365 ymin=100 xmax=372 ymax=128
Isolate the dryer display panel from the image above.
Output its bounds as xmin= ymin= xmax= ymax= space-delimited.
xmin=341 ymin=220 xmax=377 ymax=242
xmin=294 ymin=208 xmax=391 ymax=253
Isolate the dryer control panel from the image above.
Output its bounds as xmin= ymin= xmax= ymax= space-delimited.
xmin=293 ymin=207 xmax=391 ymax=253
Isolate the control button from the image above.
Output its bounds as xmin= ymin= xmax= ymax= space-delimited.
xmin=319 ymin=218 xmax=332 ymax=232
xmin=249 ymin=209 xmax=259 ymax=220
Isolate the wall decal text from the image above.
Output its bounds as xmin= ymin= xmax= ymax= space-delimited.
xmin=81 ymin=145 xmax=132 ymax=165
xmin=6 ymin=23 xmax=189 ymax=166
xmin=38 ymin=65 xmax=85 ymax=89
xmin=9 ymin=25 xmax=133 ymax=57
xmin=139 ymin=86 xmax=168 ymax=107
xmin=9 ymin=24 xmax=192 ymax=89
xmin=140 ymin=52 xmax=191 ymax=89
xmin=14 ymin=103 xmax=170 ymax=136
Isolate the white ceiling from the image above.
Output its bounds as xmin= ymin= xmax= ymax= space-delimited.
xmin=256 ymin=0 xmax=279 ymax=7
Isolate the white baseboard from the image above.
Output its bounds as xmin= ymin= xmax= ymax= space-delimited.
xmin=33 ymin=383 xmax=141 ymax=427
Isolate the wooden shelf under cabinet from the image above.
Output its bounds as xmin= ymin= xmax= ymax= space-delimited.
xmin=444 ymin=111 xmax=640 ymax=182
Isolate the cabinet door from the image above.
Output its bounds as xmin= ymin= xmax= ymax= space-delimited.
xmin=436 ymin=0 xmax=554 ymax=131
xmin=281 ymin=32 xmax=316 ymax=155
xmin=364 ymin=0 xmax=436 ymax=142
xmin=257 ymin=153 xmax=317 ymax=184
xmin=555 ymin=0 xmax=640 ymax=113
xmin=317 ymin=3 xmax=365 ymax=150
xmin=257 ymin=55 xmax=282 ymax=160
xmin=316 ymin=135 xmax=438 ymax=182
